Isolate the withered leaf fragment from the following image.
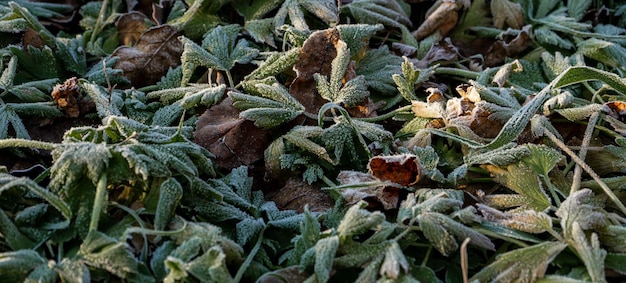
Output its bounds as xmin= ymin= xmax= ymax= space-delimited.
xmin=112 ymin=25 xmax=182 ymax=87
xmin=51 ymin=77 xmax=80 ymax=117
xmin=193 ymin=97 xmax=272 ymax=169
xmin=368 ymin=154 xmax=422 ymax=186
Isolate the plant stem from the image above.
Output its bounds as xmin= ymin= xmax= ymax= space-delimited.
xmin=0 ymin=138 xmax=56 ymax=151
xmin=234 ymin=227 xmax=265 ymax=282
xmin=435 ymin=67 xmax=480 ymax=80
xmin=571 ymin=111 xmax=599 ymax=194
xmin=358 ymin=105 xmax=413 ymax=122
xmin=543 ymin=128 xmax=626 ymax=216
xmin=90 ymin=0 xmax=111 ymax=44
xmin=89 ymin=174 xmax=108 ymax=232
xmin=226 ymin=70 xmax=235 ymax=88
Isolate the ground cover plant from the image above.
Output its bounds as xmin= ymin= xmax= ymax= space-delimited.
xmin=1 ymin=0 xmax=626 ymax=282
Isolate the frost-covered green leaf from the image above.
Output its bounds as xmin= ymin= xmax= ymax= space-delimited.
xmin=314 ymin=39 xmax=371 ymax=107
xmin=568 ymin=222 xmax=606 ymax=282
xmin=418 ymin=211 xmax=494 ymax=256
xmin=556 ymin=189 xmax=607 ymax=238
xmin=0 ymin=250 xmax=48 ymax=282
xmin=337 ymin=201 xmax=385 ymax=240
xmin=393 ymin=57 xmax=436 ymax=102
xmin=478 ymin=204 xmax=552 ymax=234
xmin=230 ymin=82 xmax=305 ymax=128
xmin=167 ymin=0 xmax=227 ymax=39
xmin=180 ymin=25 xmax=259 ymax=86
xmin=281 ymin=126 xmax=333 ymax=164
xmin=154 ymin=178 xmax=183 ymax=231
xmin=79 ymin=231 xmax=150 ymax=280
xmin=356 ymin=46 xmax=402 ymax=94
xmin=470 ymin=241 xmax=567 ymax=283
xmin=148 ymin=84 xmax=226 ymax=108
xmin=342 ymin=0 xmax=411 ymax=29
xmin=245 ymin=48 xmax=301 ymax=81
xmin=312 ymin=235 xmax=339 ymax=283
xmin=336 ymin=24 xmax=384 ymax=55
xmin=484 ymin=162 xmax=551 ymax=211
xmin=273 ymin=0 xmax=338 ymax=32
xmin=380 ymin=241 xmax=409 ymax=279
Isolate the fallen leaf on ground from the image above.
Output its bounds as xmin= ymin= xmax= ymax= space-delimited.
xmin=112 ymin=25 xmax=182 ymax=87
xmin=193 ymin=97 xmax=272 ymax=169
xmin=289 ymin=28 xmax=341 ymax=114
xmin=485 ymin=25 xmax=532 ymax=66
xmin=412 ymin=1 xmax=459 ymax=40
xmin=337 ymin=170 xmax=403 ymax=210
xmin=368 ymin=154 xmax=422 ymax=186
xmin=116 ymin=11 xmax=149 ymax=46
xmin=412 ymin=38 xmax=461 ymax=69
xmin=266 ymin=176 xmax=333 ymax=213
xmin=490 ymin=0 xmax=525 ymax=29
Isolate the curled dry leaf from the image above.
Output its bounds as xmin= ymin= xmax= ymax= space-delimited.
xmin=267 ymin=176 xmax=333 ymax=213
xmin=51 ymin=77 xmax=80 ymax=117
xmin=368 ymin=154 xmax=422 ymax=186
xmin=193 ymin=97 xmax=272 ymax=169
xmin=490 ymin=0 xmax=525 ymax=29
xmin=412 ymin=38 xmax=460 ymax=69
xmin=412 ymin=1 xmax=459 ymax=40
xmin=112 ymin=25 xmax=182 ymax=87
xmin=290 ymin=28 xmax=341 ymax=114
xmin=116 ymin=11 xmax=149 ymax=46
xmin=337 ymin=171 xmax=403 ymax=210
xmin=485 ymin=25 xmax=532 ymax=67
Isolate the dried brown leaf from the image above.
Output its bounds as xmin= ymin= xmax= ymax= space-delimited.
xmin=412 ymin=1 xmax=459 ymax=40
xmin=51 ymin=77 xmax=81 ymax=117
xmin=116 ymin=12 xmax=149 ymax=46
xmin=193 ymin=97 xmax=272 ymax=169
xmin=289 ymin=28 xmax=341 ymax=113
xmin=484 ymin=25 xmax=532 ymax=66
xmin=606 ymin=101 xmax=626 ymax=122
xmin=112 ymin=25 xmax=182 ymax=87
xmin=368 ymin=154 xmax=422 ymax=186
xmin=267 ymin=176 xmax=333 ymax=213
xmin=490 ymin=0 xmax=525 ymax=29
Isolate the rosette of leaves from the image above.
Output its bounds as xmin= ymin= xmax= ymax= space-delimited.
xmin=49 ymin=115 xmax=220 ymax=236
xmin=0 ymin=114 xmax=225 ymax=282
